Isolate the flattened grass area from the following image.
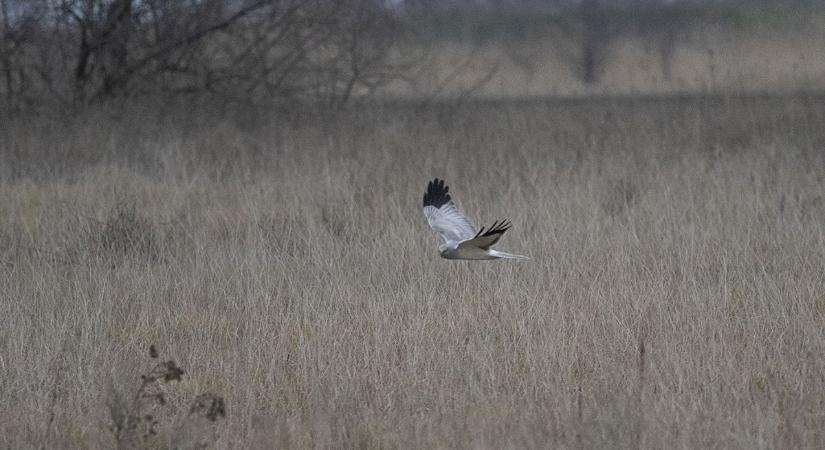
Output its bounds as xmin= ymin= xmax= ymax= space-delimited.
xmin=2 ymin=94 xmax=825 ymax=448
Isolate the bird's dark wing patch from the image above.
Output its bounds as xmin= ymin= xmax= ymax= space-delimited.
xmin=467 ymin=219 xmax=511 ymax=249
xmin=474 ymin=219 xmax=511 ymax=239
xmin=423 ymin=178 xmax=452 ymax=208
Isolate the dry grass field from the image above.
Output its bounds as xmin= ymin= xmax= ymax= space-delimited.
xmin=2 ymin=94 xmax=825 ymax=449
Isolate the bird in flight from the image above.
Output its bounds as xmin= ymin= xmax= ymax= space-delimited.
xmin=423 ymin=178 xmax=528 ymax=260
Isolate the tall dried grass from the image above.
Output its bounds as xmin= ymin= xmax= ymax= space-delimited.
xmin=1 ymin=95 xmax=825 ymax=448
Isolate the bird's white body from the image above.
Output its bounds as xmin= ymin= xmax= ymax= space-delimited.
xmin=439 ymin=242 xmax=496 ymax=260
xmin=439 ymin=244 xmax=525 ymax=260
xmin=422 ymin=179 xmax=528 ymax=261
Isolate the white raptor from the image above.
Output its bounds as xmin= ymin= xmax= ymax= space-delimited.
xmin=422 ymin=178 xmax=528 ymax=260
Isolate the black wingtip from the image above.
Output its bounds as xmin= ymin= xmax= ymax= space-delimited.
xmin=475 ymin=218 xmax=512 ymax=238
xmin=423 ymin=178 xmax=452 ymax=208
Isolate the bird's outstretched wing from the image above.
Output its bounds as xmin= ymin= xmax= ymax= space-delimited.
xmin=422 ymin=178 xmax=476 ymax=243
xmin=458 ymin=220 xmax=511 ymax=250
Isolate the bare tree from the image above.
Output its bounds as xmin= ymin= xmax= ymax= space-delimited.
xmin=580 ymin=0 xmax=608 ymax=84
xmin=0 ymin=0 xmax=46 ymax=111
xmin=554 ymin=0 xmax=702 ymax=85
xmin=541 ymin=0 xmax=616 ymax=86
xmin=0 ymin=0 xmax=408 ymax=111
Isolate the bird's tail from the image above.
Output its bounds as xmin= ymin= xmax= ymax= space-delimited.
xmin=489 ymin=249 xmax=529 ymax=261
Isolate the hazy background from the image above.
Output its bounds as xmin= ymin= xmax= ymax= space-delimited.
xmin=2 ymin=1 xmax=825 ymax=449
xmin=2 ymin=0 xmax=825 ymax=111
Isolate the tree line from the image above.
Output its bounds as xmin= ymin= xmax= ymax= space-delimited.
xmin=0 ymin=0 xmax=814 ymax=113
xmin=0 ymin=0 xmax=407 ymax=113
